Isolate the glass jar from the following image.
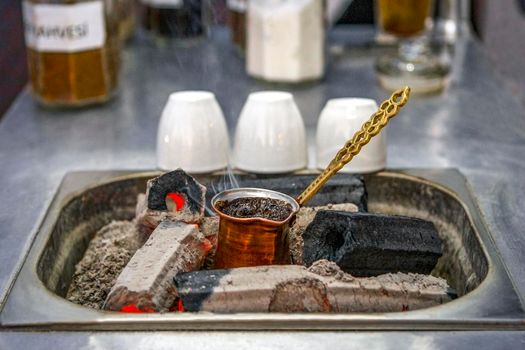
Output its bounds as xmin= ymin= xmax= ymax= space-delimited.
xmin=246 ymin=0 xmax=325 ymax=84
xmin=227 ymin=0 xmax=247 ymax=52
xmin=116 ymin=0 xmax=136 ymax=42
xmin=23 ymin=0 xmax=120 ymax=107
xmin=374 ymin=0 xmax=450 ymax=93
xmin=141 ymin=0 xmax=209 ymax=44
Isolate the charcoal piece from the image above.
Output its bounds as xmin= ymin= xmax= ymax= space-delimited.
xmin=103 ymin=220 xmax=211 ymax=312
xmin=174 ymin=262 xmax=451 ymax=313
xmin=303 ymin=211 xmax=442 ymax=276
xmin=147 ymin=169 xmax=206 ymax=213
xmin=205 ymin=174 xmax=368 ymax=211
xmin=289 ymin=203 xmax=358 ymax=265
xmin=135 ymin=169 xmax=206 ymax=237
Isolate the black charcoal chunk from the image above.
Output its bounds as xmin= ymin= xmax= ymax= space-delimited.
xmin=174 ymin=269 xmax=230 ymax=312
xmin=174 ymin=264 xmax=451 ymax=313
xmin=206 ymin=174 xmax=368 ymax=211
xmin=147 ymin=169 xmax=205 ymax=212
xmin=303 ymin=211 xmax=442 ymax=276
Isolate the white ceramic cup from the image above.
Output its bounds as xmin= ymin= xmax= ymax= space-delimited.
xmin=316 ymin=98 xmax=386 ymax=173
xmin=233 ymin=91 xmax=307 ymax=173
xmin=156 ymin=91 xmax=230 ymax=173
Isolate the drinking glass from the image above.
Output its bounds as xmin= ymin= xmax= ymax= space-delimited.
xmin=375 ymin=0 xmax=450 ymax=93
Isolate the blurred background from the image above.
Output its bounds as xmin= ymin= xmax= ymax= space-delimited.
xmin=1 ymin=0 xmax=524 ymax=116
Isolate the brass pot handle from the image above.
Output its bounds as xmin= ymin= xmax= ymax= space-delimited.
xmin=296 ymin=86 xmax=411 ymax=206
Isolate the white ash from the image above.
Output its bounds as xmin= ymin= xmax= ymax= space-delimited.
xmin=200 ymin=216 xmax=219 ymax=243
xmin=308 ymin=259 xmax=449 ymax=290
xmin=103 ymin=221 xmax=211 ymax=312
xmin=66 ymin=220 xmax=141 ymax=309
xmin=176 ymin=263 xmax=451 ymax=313
xmin=307 ymin=259 xmax=347 ymax=280
xmin=200 ymin=216 xmax=219 ymax=269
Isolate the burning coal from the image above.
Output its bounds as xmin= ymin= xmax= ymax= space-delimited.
xmin=66 ymin=169 xmax=448 ymax=314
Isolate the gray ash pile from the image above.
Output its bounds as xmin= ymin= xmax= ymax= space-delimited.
xmin=66 ymin=221 xmax=141 ymax=309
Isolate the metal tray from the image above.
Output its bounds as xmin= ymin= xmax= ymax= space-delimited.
xmin=1 ymin=169 xmax=524 ymax=331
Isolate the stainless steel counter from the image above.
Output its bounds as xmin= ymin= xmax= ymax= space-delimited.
xmin=1 ymin=26 xmax=525 ymax=348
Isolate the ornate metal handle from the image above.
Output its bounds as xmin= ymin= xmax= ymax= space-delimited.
xmin=296 ymin=86 xmax=411 ymax=206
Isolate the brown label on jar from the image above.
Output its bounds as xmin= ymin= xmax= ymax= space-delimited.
xmin=22 ymin=1 xmax=106 ymax=52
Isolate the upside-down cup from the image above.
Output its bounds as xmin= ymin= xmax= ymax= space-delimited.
xmin=233 ymin=91 xmax=307 ymax=173
xmin=156 ymin=91 xmax=230 ymax=173
xmin=316 ymin=98 xmax=386 ymax=173
xmin=211 ymin=188 xmax=300 ymax=269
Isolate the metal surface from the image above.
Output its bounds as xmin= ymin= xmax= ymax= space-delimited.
xmin=1 ymin=169 xmax=524 ymax=331
xmin=297 ymin=87 xmax=410 ymax=205
xmin=1 ymin=26 xmax=525 ymax=346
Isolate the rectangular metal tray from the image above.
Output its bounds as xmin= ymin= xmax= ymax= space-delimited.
xmin=1 ymin=169 xmax=524 ymax=331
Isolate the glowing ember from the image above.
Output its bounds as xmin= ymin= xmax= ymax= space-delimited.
xmin=119 ymin=304 xmax=155 ymax=313
xmin=177 ymin=299 xmax=185 ymax=312
xmin=166 ymin=193 xmax=185 ymax=211
xmin=200 ymin=239 xmax=213 ymax=254
xmin=169 ymin=299 xmax=185 ymax=312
